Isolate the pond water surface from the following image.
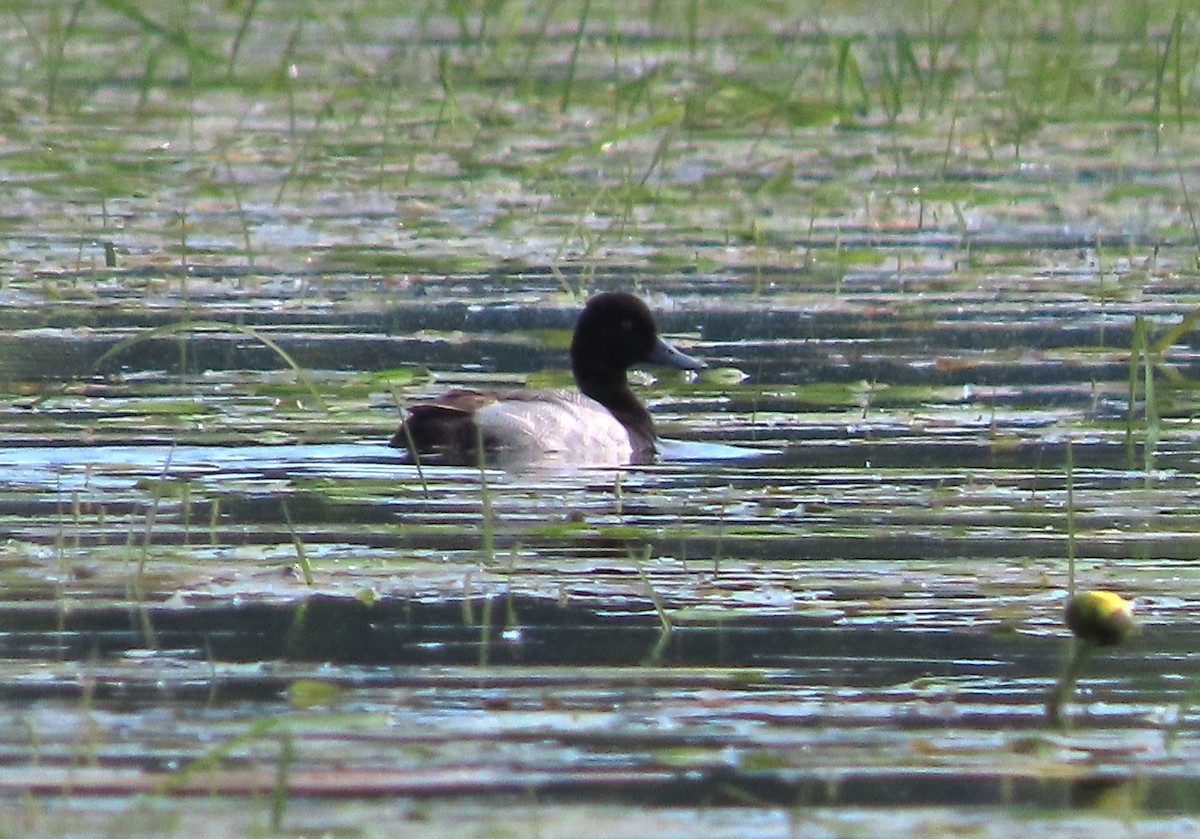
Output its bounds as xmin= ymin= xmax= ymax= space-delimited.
xmin=5 ymin=2 xmax=1200 ymax=837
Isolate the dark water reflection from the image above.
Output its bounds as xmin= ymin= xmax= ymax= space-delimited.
xmin=0 ymin=593 xmax=1042 ymax=669
xmin=0 ymin=592 xmax=1186 ymax=812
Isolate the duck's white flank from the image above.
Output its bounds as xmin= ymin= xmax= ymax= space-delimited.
xmin=473 ymin=390 xmax=633 ymax=467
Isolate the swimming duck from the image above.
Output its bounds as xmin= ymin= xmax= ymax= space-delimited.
xmin=390 ymin=292 xmax=705 ymax=467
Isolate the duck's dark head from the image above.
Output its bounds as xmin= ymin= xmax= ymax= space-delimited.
xmin=569 ymin=292 xmax=705 ymax=389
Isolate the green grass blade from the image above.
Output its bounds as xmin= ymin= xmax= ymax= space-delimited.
xmin=533 ymin=105 xmax=685 ymax=175
xmin=560 ymin=0 xmax=592 ymax=112
xmin=93 ymin=320 xmax=329 ymax=412
xmin=96 ymin=0 xmax=223 ymax=65
xmin=1126 ymin=316 xmax=1143 ymax=466
xmin=282 ymin=501 xmax=314 ymax=586
xmin=835 ymin=37 xmax=870 ymax=113
xmin=1065 ymin=438 xmax=1075 ymax=597
xmin=153 ymin=716 xmax=282 ymax=794
xmin=1151 ymin=302 xmax=1200 ymax=355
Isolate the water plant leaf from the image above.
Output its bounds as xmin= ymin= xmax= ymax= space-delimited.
xmin=701 ymin=367 xmax=749 ymax=386
xmin=287 ymin=679 xmax=344 ymax=709
xmin=372 ymin=366 xmax=433 ymax=385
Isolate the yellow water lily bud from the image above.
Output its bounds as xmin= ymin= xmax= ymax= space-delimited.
xmin=1064 ymin=590 xmax=1136 ymax=647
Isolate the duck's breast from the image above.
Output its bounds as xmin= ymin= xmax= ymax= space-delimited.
xmin=475 ymin=390 xmax=633 ymax=467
